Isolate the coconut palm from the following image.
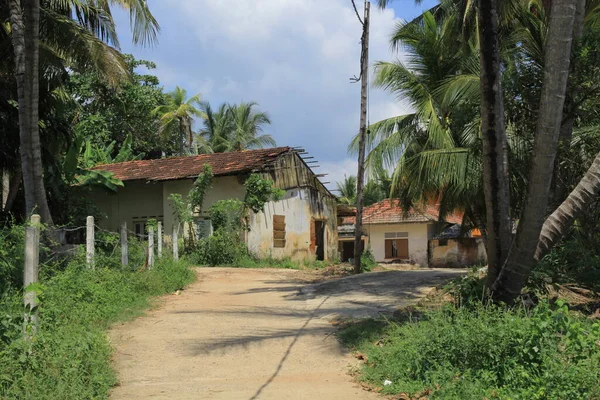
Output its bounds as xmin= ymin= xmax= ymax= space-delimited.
xmin=228 ymin=102 xmax=275 ymax=151
xmin=4 ymin=0 xmax=159 ymax=223
xmin=336 ymin=175 xmax=357 ymax=205
xmin=198 ymin=101 xmax=275 ymax=153
xmin=153 ymin=87 xmax=202 ymax=155
xmin=197 ymin=102 xmax=234 ymax=153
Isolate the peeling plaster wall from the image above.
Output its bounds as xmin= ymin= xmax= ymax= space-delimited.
xmin=365 ymin=223 xmax=434 ymax=266
xmin=429 ymin=238 xmax=487 ymax=268
xmin=247 ymin=187 xmax=337 ymax=261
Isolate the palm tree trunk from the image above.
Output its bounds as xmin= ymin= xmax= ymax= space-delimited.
xmin=478 ymin=0 xmax=512 ymax=287
xmin=26 ymin=0 xmax=52 ymax=224
xmin=535 ymin=151 xmax=600 ymax=261
xmin=553 ymin=0 xmax=586 ymax=206
xmin=492 ymin=0 xmax=577 ymax=304
xmin=9 ymin=0 xmax=35 ymax=217
xmin=4 ymin=165 xmax=23 ymax=213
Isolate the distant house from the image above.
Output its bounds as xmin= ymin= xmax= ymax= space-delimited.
xmin=88 ymin=147 xmax=338 ymax=261
xmin=338 ymin=199 xmax=485 ymax=267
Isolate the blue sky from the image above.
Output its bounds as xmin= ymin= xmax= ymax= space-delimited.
xmin=113 ymin=0 xmax=438 ymax=189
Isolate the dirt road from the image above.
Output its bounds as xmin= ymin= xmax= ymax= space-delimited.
xmin=110 ymin=267 xmax=464 ymax=399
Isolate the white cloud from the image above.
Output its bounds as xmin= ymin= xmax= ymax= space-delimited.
xmin=126 ymin=0 xmax=414 ymax=174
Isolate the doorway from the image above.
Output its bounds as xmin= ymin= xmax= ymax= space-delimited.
xmin=314 ymin=220 xmax=325 ymax=261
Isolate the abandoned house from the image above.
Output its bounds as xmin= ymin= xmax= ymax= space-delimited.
xmin=338 ymin=199 xmax=485 ymax=267
xmin=88 ymin=147 xmax=338 ymax=261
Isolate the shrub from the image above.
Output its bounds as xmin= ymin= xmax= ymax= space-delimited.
xmin=338 ymin=302 xmax=600 ymax=399
xmin=361 ymin=248 xmax=377 ymax=272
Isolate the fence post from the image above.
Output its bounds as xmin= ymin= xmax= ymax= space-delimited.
xmin=173 ymin=225 xmax=179 ymax=262
xmin=148 ymin=225 xmax=154 ymax=268
xmin=86 ymin=216 xmax=94 ymax=269
xmin=121 ymin=222 xmax=128 ymax=266
xmin=24 ymin=214 xmax=40 ymax=335
xmin=157 ymin=221 xmax=163 ymax=259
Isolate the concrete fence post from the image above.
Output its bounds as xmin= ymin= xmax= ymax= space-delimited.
xmin=157 ymin=221 xmax=163 ymax=259
xmin=86 ymin=216 xmax=94 ymax=269
xmin=24 ymin=214 xmax=41 ymax=335
xmin=121 ymin=222 xmax=128 ymax=266
xmin=148 ymin=225 xmax=154 ymax=269
xmin=173 ymin=225 xmax=179 ymax=262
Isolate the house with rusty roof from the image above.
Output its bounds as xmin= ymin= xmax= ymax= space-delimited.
xmin=89 ymin=147 xmax=338 ymax=262
xmin=338 ymin=199 xmax=475 ymax=266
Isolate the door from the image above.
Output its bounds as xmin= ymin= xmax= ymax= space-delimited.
xmin=385 ymin=239 xmax=409 ymax=259
xmin=314 ymin=220 xmax=325 ymax=261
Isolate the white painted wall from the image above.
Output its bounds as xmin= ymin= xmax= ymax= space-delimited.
xmin=365 ymin=223 xmax=434 ymax=266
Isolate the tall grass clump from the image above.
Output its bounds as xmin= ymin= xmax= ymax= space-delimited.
xmin=338 ymin=302 xmax=600 ymax=399
xmin=0 ymin=229 xmax=194 ymax=399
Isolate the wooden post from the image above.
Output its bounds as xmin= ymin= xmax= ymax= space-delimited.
xmin=173 ymin=225 xmax=179 ymax=262
xmin=157 ymin=221 xmax=163 ymax=259
xmin=121 ymin=222 xmax=128 ymax=266
xmin=24 ymin=214 xmax=40 ymax=335
xmin=86 ymin=216 xmax=94 ymax=269
xmin=353 ymin=1 xmax=370 ymax=275
xmin=148 ymin=225 xmax=154 ymax=268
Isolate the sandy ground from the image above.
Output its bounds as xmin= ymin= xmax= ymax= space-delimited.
xmin=109 ymin=267 xmax=464 ymax=400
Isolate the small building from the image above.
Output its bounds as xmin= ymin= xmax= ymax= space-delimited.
xmin=429 ymin=224 xmax=487 ymax=268
xmin=88 ymin=147 xmax=338 ymax=261
xmin=338 ymin=199 xmax=468 ymax=266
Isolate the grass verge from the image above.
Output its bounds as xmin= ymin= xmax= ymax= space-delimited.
xmin=0 ymin=255 xmax=195 ymax=399
xmin=337 ymin=301 xmax=600 ymax=400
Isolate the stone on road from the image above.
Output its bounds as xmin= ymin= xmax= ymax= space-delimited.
xmin=109 ymin=267 xmax=463 ymax=399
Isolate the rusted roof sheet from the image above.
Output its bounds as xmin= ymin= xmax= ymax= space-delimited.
xmin=341 ymin=199 xmax=463 ymax=225
xmin=92 ymin=147 xmax=293 ymax=182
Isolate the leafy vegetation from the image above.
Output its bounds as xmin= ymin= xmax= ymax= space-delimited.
xmin=0 ymin=225 xmax=194 ymax=399
xmin=338 ymin=302 xmax=600 ymax=399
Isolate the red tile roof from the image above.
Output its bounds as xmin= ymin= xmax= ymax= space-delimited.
xmin=92 ymin=147 xmax=293 ymax=182
xmin=342 ymin=199 xmax=463 ymax=225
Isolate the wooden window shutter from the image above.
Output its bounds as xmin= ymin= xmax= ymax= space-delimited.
xmin=273 ymin=215 xmax=286 ymax=248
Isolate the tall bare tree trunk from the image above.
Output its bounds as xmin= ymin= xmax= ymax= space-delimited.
xmin=492 ymin=0 xmax=577 ymax=304
xmin=9 ymin=0 xmax=52 ymax=223
xmin=179 ymin=117 xmax=192 ymax=155
xmin=478 ymin=0 xmax=512 ymax=287
xmin=4 ymin=165 xmax=22 ymax=213
xmin=536 ymin=151 xmax=600 ymax=261
xmin=553 ymin=0 xmax=587 ymax=205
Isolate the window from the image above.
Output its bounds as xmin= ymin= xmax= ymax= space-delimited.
xmin=385 ymin=239 xmax=409 ymax=259
xmin=273 ymin=215 xmax=286 ymax=248
xmin=195 ymin=218 xmax=212 ymax=240
xmin=438 ymin=239 xmax=448 ymax=246
xmin=133 ymin=221 xmax=145 ymax=238
xmin=384 ymin=232 xmax=409 ymax=239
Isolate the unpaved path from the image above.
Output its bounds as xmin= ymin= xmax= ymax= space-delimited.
xmin=110 ymin=267 xmax=464 ymax=399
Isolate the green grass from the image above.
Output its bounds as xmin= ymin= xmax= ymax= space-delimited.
xmin=0 ymin=255 xmax=195 ymax=399
xmin=337 ymin=302 xmax=600 ymax=399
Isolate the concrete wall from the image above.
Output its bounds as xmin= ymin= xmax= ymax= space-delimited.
xmin=91 ymin=180 xmax=164 ymax=232
xmin=429 ymin=238 xmax=487 ymax=268
xmin=365 ymin=223 xmax=434 ymax=266
xmin=161 ymin=176 xmax=246 ymax=236
xmin=247 ymin=187 xmax=337 ymax=261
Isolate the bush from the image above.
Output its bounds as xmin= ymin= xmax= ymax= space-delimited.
xmin=0 ymin=248 xmax=194 ymax=399
xmin=361 ymin=248 xmax=377 ymax=272
xmin=338 ymin=302 xmax=600 ymax=399
xmin=0 ymin=224 xmax=25 ymax=293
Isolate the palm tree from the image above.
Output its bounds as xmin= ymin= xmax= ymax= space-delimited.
xmin=228 ymin=102 xmax=275 ymax=151
xmin=198 ymin=102 xmax=233 ymax=153
xmin=198 ymin=101 xmax=275 ymax=153
xmin=5 ymin=0 xmax=159 ymax=223
xmin=336 ymin=175 xmax=357 ymax=205
xmin=153 ymin=87 xmax=202 ymax=155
